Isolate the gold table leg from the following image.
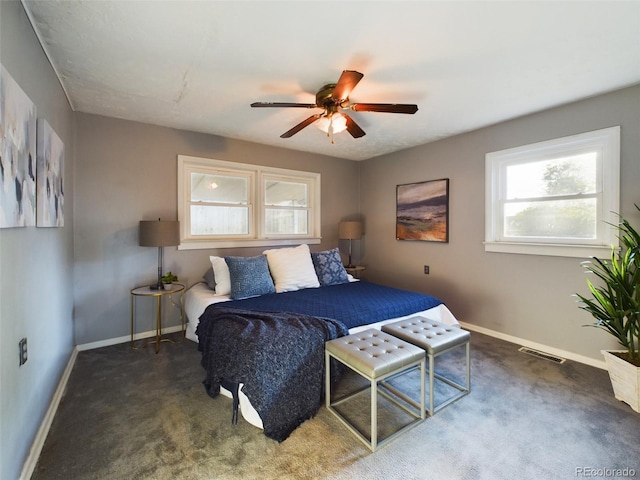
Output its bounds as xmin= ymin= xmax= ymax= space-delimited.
xmin=130 ymin=294 xmax=135 ymax=348
xmin=130 ymin=285 xmax=185 ymax=352
xmin=155 ymin=295 xmax=161 ymax=354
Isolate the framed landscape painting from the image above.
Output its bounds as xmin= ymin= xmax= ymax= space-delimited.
xmin=396 ymin=178 xmax=449 ymax=243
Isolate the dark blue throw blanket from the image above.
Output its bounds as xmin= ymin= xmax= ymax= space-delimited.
xmin=196 ymin=306 xmax=349 ymax=442
xmin=223 ymin=281 xmax=443 ymax=330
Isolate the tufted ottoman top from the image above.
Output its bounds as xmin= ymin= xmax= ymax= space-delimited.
xmin=326 ymin=329 xmax=424 ymax=379
xmin=382 ymin=317 xmax=470 ymax=355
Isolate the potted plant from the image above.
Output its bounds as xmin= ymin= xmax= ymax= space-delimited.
xmin=576 ymin=207 xmax=640 ymax=412
xmin=161 ymin=271 xmax=178 ymax=289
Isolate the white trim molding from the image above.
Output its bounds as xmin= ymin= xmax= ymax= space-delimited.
xmin=485 ymin=126 xmax=620 ymax=258
xmin=76 ymin=325 xmax=184 ymax=351
xmin=459 ymin=321 xmax=607 ymax=370
xmin=178 ymin=155 xmax=322 ymax=250
xmin=19 ymin=347 xmax=78 ymax=480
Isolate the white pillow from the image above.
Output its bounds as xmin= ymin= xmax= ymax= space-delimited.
xmin=209 ymin=256 xmax=231 ymax=296
xmin=263 ymin=244 xmax=320 ymax=293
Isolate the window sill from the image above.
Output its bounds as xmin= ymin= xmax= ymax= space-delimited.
xmin=178 ymin=237 xmax=322 ymax=251
xmin=483 ymin=241 xmax=615 ymax=259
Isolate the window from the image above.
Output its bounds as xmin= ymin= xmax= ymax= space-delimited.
xmin=189 ymin=171 xmax=253 ymax=237
xmin=485 ymin=126 xmax=620 ymax=258
xmin=178 ymin=155 xmax=321 ymax=249
xmin=263 ymin=175 xmax=310 ymax=236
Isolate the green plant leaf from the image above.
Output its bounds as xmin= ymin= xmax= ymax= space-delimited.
xmin=576 ymin=206 xmax=640 ymax=362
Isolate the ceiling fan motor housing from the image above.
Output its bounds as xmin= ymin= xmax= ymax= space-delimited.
xmin=316 ymin=83 xmax=342 ymax=115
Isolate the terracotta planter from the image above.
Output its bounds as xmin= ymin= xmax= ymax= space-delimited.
xmin=602 ymin=350 xmax=640 ymax=413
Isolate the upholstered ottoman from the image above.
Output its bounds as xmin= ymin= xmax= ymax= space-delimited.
xmin=325 ymin=329 xmax=426 ymax=452
xmin=382 ymin=317 xmax=470 ymax=416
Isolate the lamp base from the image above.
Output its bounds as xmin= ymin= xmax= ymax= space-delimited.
xmin=150 ymin=258 xmax=164 ymax=290
xmin=345 ymin=250 xmax=355 ymax=269
xmin=149 ymin=280 xmax=165 ymax=290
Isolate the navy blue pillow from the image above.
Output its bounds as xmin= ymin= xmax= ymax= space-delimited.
xmin=225 ymin=255 xmax=275 ymax=299
xmin=311 ymin=248 xmax=349 ymax=286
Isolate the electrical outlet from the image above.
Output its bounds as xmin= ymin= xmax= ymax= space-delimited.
xmin=424 ymin=265 xmax=430 ymax=275
xmin=19 ymin=338 xmax=27 ymax=366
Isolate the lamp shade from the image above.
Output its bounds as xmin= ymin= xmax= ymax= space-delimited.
xmin=339 ymin=221 xmax=364 ymax=240
xmin=139 ymin=220 xmax=180 ymax=247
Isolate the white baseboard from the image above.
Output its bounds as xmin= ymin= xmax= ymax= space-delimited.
xmin=458 ymin=321 xmax=607 ymax=370
xmin=76 ymin=325 xmax=184 ymax=351
xmin=19 ymin=347 xmax=79 ymax=480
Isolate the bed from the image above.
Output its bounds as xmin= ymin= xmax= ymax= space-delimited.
xmin=185 ymin=245 xmax=459 ymax=440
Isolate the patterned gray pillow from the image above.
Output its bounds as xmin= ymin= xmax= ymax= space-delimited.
xmin=225 ymin=255 xmax=276 ymax=299
xmin=311 ymin=248 xmax=349 ymax=286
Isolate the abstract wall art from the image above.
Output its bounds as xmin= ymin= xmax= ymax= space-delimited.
xmin=37 ymin=119 xmax=64 ymax=227
xmin=0 ymin=64 xmax=37 ymax=228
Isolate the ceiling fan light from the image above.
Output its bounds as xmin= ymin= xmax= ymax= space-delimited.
xmin=331 ymin=114 xmax=348 ymax=134
xmin=316 ymin=113 xmax=347 ymax=135
xmin=315 ymin=116 xmax=330 ymax=132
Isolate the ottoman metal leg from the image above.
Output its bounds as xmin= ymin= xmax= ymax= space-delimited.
xmin=427 ymin=339 xmax=470 ymax=415
xmin=382 ymin=317 xmax=471 ymax=416
xmin=325 ymin=329 xmax=426 ymax=452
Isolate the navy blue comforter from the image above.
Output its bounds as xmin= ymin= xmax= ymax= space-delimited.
xmin=196 ymin=281 xmax=443 ymax=441
xmin=222 ymin=280 xmax=443 ymax=329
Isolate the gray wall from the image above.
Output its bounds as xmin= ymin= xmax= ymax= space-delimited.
xmin=2 ymin=1 xmax=637 ymax=475
xmin=360 ymin=85 xmax=640 ymax=364
xmin=0 ymin=2 xmax=75 ymax=479
xmin=74 ymin=113 xmax=360 ymax=345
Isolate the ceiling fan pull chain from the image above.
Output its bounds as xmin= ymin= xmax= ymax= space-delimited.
xmin=328 ymin=116 xmax=335 ymax=144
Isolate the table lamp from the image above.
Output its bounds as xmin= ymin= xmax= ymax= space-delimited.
xmin=139 ymin=219 xmax=180 ymax=290
xmin=339 ymin=221 xmax=364 ymax=268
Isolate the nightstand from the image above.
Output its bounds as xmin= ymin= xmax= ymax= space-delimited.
xmin=130 ymin=283 xmax=185 ymax=353
xmin=345 ymin=265 xmax=366 ymax=279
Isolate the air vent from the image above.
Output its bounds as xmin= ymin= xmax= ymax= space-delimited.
xmin=518 ymin=347 xmax=566 ymax=364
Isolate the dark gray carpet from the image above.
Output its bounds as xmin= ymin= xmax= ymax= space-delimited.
xmin=32 ymin=332 xmax=639 ymax=480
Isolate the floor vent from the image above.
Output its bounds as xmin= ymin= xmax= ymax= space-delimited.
xmin=518 ymin=347 xmax=566 ymax=364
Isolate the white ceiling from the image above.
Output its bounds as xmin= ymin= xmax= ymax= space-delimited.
xmin=22 ymin=1 xmax=640 ymax=161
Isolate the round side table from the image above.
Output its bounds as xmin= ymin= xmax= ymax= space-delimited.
xmin=130 ymin=283 xmax=185 ymax=353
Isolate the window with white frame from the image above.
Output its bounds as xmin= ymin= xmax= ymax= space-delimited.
xmin=178 ymin=155 xmax=321 ymax=249
xmin=485 ymin=126 xmax=620 ymax=258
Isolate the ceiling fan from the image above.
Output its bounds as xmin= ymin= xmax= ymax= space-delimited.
xmin=251 ymin=70 xmax=418 ymax=141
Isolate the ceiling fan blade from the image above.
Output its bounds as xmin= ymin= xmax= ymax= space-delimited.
xmin=280 ymin=114 xmax=322 ymax=138
xmin=342 ymin=113 xmax=366 ymax=138
xmin=350 ymin=103 xmax=418 ymax=114
xmin=331 ymin=70 xmax=364 ymax=102
xmin=251 ymin=102 xmax=317 ymax=108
